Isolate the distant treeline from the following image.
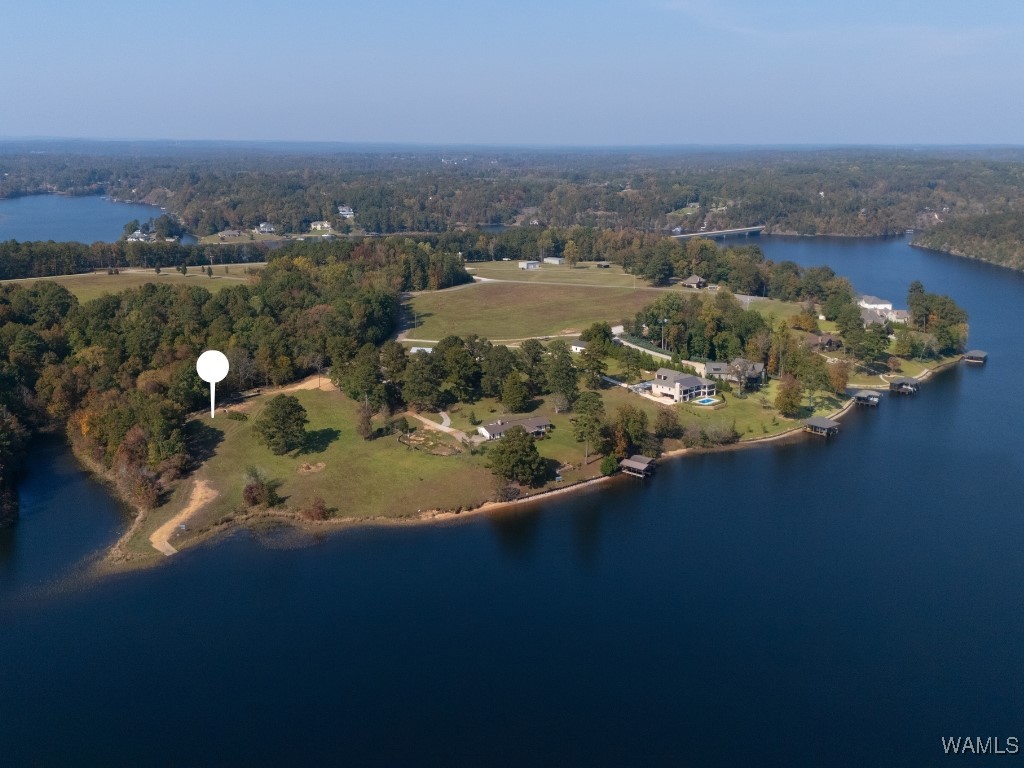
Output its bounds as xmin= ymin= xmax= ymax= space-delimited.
xmin=3 ymin=146 xmax=1024 ymax=242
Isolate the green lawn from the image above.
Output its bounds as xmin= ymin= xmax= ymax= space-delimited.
xmin=172 ymin=388 xmax=497 ymax=544
xmin=5 ymin=263 xmax=264 ymax=303
xmin=408 ymin=282 xmax=665 ymax=340
xmin=466 ymin=260 xmax=640 ymax=287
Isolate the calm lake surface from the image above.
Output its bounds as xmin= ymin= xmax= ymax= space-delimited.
xmin=2 ymin=236 xmax=1022 ymax=767
xmin=0 ymin=194 xmax=167 ymax=243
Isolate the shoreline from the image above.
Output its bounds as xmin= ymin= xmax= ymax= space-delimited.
xmin=82 ymin=358 xmax=956 ymax=576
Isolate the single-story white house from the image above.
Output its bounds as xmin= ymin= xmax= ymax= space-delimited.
xmin=409 ymin=346 xmax=433 ymax=354
xmin=570 ymin=341 xmax=588 ymax=353
xmin=857 ymin=294 xmax=893 ymax=312
xmin=478 ymin=416 xmax=552 ymax=440
xmin=519 ymin=260 xmax=540 ymax=270
xmin=652 ymin=368 xmax=716 ymax=403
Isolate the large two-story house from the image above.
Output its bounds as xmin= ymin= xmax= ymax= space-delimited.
xmin=652 ymin=368 xmax=716 ymax=403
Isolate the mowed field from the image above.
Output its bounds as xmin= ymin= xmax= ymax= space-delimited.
xmin=408 ymin=282 xmax=667 ymax=340
xmin=4 ymin=264 xmax=264 ymax=302
xmin=408 ymin=278 xmax=804 ymax=341
xmin=467 ymin=260 xmax=639 ymax=286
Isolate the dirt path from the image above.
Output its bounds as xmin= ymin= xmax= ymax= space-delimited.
xmin=149 ymin=478 xmax=218 ymax=556
xmin=405 ymin=411 xmax=472 ymax=442
xmin=278 ymin=374 xmax=337 ymax=393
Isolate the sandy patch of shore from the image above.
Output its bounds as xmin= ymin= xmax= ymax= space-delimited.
xmin=149 ymin=478 xmax=218 ymax=556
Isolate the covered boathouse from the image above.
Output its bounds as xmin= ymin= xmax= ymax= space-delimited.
xmin=889 ymin=377 xmax=920 ymax=395
xmin=853 ymin=390 xmax=881 ymax=406
xmin=964 ymin=350 xmax=988 ymax=365
xmin=803 ymin=417 xmax=840 ymax=437
xmin=619 ymin=455 xmax=655 ymax=477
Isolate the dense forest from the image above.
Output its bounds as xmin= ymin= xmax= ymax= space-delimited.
xmin=914 ymin=213 xmax=1024 ymax=270
xmin=2 ymin=144 xmax=1023 ymax=264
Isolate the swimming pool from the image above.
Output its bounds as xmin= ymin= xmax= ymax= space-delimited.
xmin=693 ymin=397 xmax=719 ymax=406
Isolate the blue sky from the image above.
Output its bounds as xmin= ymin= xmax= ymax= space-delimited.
xmin=1 ymin=0 xmax=1021 ymax=145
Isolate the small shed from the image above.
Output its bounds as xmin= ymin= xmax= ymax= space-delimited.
xmin=803 ymin=416 xmax=840 ymax=437
xmin=518 ymin=260 xmax=540 ymax=270
xmin=853 ymin=390 xmax=880 ymax=406
xmin=964 ymin=350 xmax=988 ymax=365
xmin=543 ymin=257 xmax=565 ymax=265
xmin=619 ymin=455 xmax=655 ymax=477
xmin=889 ymin=377 xmax=920 ymax=395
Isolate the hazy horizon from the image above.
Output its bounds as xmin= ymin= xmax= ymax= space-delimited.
xmin=2 ymin=0 xmax=1022 ymax=145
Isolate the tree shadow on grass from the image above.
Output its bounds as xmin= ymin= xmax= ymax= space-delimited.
xmin=185 ymin=420 xmax=225 ymax=466
xmin=300 ymin=428 xmax=341 ymax=455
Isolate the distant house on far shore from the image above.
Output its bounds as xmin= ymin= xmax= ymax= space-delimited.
xmin=681 ymin=275 xmax=708 ymax=289
xmin=256 ymin=222 xmax=275 ymax=234
xmin=337 ymin=205 xmax=355 ymax=219
xmin=311 ymin=221 xmax=331 ymax=231
xmin=857 ymin=294 xmax=893 ymax=312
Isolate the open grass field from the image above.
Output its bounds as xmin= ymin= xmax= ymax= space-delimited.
xmin=174 ymin=387 xmax=497 ymax=540
xmin=467 ymin=260 xmax=641 ymax=287
xmin=408 ymin=282 xmax=666 ymax=340
xmin=4 ymin=264 xmax=264 ymax=303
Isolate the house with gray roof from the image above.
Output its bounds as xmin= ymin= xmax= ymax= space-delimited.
xmin=652 ymin=368 xmax=716 ymax=403
xmin=680 ymin=274 xmax=708 ymax=289
xmin=478 ymin=416 xmax=553 ymax=440
xmin=705 ymin=358 xmax=766 ymax=387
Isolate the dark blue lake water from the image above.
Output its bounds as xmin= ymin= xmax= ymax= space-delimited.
xmin=0 ymin=194 xmax=169 ymax=243
xmin=2 ymin=236 xmax=1022 ymax=767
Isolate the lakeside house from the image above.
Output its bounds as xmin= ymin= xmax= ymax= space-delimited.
xmin=570 ymin=341 xmax=588 ymax=354
xmin=338 ymin=205 xmax=355 ymax=219
xmin=543 ymin=257 xmax=565 ymax=265
xmin=619 ymin=455 xmax=655 ymax=477
xmin=519 ymin=260 xmax=540 ymax=270
xmin=652 ymin=368 xmax=716 ymax=403
xmin=256 ymin=222 xmax=275 ymax=234
xmin=219 ymin=229 xmax=242 ymax=238
xmin=857 ymin=295 xmax=893 ymax=312
xmin=858 ymin=295 xmax=910 ymax=325
xmin=478 ymin=416 xmax=553 ymax=441
xmin=681 ymin=275 xmax=708 ymax=289
xmin=704 ymin=358 xmax=766 ymax=388
xmin=311 ymin=221 xmax=331 ymax=231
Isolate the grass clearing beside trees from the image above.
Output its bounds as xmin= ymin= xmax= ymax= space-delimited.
xmin=408 ymin=282 xmax=665 ymax=340
xmin=4 ymin=263 xmax=264 ymax=302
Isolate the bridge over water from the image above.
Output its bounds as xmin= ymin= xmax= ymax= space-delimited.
xmin=672 ymin=226 xmax=764 ymax=240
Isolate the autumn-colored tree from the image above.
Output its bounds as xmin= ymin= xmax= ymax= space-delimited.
xmin=827 ymin=361 xmax=849 ymax=394
xmin=774 ymin=374 xmax=803 ymax=417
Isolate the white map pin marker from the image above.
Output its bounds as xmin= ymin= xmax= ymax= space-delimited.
xmin=196 ymin=350 xmax=230 ymax=418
